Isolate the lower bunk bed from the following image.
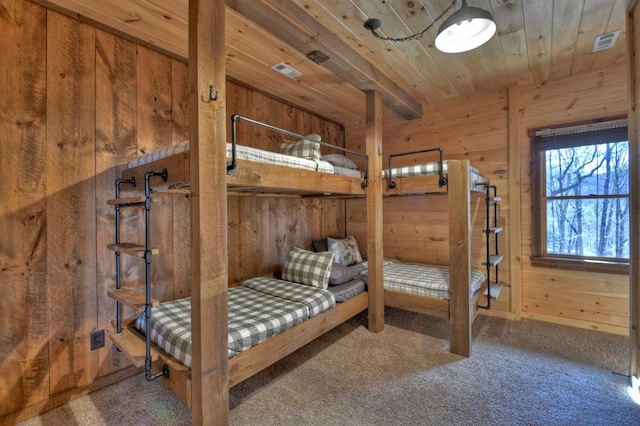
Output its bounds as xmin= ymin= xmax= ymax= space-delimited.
xmin=128 ymin=270 xmax=367 ymax=408
xmin=314 ymin=235 xmax=488 ymax=357
xmin=361 ymin=260 xmax=487 ymax=342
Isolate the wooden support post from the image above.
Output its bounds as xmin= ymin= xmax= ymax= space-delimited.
xmin=627 ymin=0 xmax=640 ymax=391
xmin=508 ymin=82 xmax=522 ymax=319
xmin=448 ymin=160 xmax=472 ymax=357
xmin=188 ymin=0 xmax=229 ymax=424
xmin=365 ymin=90 xmax=384 ymax=333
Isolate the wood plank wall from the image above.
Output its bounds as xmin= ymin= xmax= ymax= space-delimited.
xmin=345 ymin=62 xmax=630 ymax=331
xmin=518 ymin=65 xmax=629 ymax=334
xmin=0 ymin=0 xmax=346 ymax=421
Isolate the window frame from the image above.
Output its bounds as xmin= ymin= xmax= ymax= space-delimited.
xmin=529 ymin=117 xmax=630 ymax=275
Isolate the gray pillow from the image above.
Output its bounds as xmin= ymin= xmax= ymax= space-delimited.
xmin=328 ymin=262 xmax=358 ymax=286
xmin=321 ymin=153 xmax=358 ymax=169
xmin=282 ymin=247 xmax=334 ymax=289
xmin=328 ymin=236 xmax=363 ymax=266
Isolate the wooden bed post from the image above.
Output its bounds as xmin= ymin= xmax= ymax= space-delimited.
xmin=448 ymin=160 xmax=472 ymax=357
xmin=365 ymin=90 xmax=384 ymax=332
xmin=188 ymin=0 xmax=229 ymax=424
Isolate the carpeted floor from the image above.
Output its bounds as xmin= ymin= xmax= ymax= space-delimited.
xmin=17 ymin=308 xmax=640 ymax=425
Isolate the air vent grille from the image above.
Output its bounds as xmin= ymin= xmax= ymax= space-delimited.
xmin=271 ymin=62 xmax=302 ymax=79
xmin=592 ymin=31 xmax=620 ymax=53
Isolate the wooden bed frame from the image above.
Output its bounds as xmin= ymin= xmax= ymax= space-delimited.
xmin=113 ymin=121 xmax=375 ymax=409
xmin=382 ymin=159 xmax=489 ymax=357
xmin=132 ymin=291 xmax=369 ymax=408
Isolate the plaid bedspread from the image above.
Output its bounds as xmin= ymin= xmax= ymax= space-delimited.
xmin=127 ymin=141 xmax=334 ymax=174
xmin=241 ymin=277 xmax=335 ymax=317
xmin=361 ymin=260 xmax=485 ymax=299
xmin=133 ymin=277 xmax=336 ymax=368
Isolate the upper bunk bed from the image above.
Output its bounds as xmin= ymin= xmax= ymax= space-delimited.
xmin=382 ymin=147 xmax=488 ymax=196
xmin=119 ymin=114 xmax=369 ymax=197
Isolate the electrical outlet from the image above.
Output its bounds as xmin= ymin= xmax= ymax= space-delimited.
xmin=90 ymin=329 xmax=105 ymax=350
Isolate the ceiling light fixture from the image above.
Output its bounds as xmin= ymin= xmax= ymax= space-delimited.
xmin=363 ymin=0 xmax=496 ymax=54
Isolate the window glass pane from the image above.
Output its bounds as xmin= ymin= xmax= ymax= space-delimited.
xmin=545 ymin=142 xmax=629 ymax=197
xmin=546 ymin=197 xmax=629 ymax=259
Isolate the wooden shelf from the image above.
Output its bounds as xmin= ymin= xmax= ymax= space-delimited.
xmin=484 ymin=283 xmax=504 ymax=300
xmin=482 ymin=255 xmax=504 ymax=266
xmin=107 ymin=243 xmax=159 ymax=257
xmin=107 ymin=196 xmax=146 ymax=206
xmin=107 ymin=288 xmax=159 ymax=309
xmin=109 ymin=328 xmax=157 ymax=368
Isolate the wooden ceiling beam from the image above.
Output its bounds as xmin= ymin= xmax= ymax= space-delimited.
xmin=225 ymin=0 xmax=423 ymax=120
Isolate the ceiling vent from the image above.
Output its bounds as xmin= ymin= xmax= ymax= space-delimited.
xmin=271 ymin=62 xmax=302 ymax=79
xmin=592 ymin=31 xmax=620 ymax=53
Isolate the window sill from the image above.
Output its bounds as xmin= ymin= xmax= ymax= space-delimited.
xmin=530 ymin=256 xmax=629 ymax=275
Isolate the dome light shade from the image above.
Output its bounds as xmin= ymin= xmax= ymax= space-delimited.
xmin=435 ymin=1 xmax=496 ymax=53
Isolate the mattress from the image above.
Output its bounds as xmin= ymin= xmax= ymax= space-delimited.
xmin=360 ymin=260 xmax=485 ymax=299
xmin=382 ymin=161 xmax=487 ymax=189
xmin=328 ymin=279 xmax=366 ymax=303
xmin=127 ymin=140 xmax=335 ymax=174
xmin=133 ymin=277 xmax=336 ymax=367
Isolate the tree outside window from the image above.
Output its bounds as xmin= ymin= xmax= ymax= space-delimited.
xmin=531 ymin=119 xmax=629 ymax=274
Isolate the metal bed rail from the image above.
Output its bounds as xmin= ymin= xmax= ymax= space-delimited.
xmin=229 ymin=114 xmax=369 ymax=189
xmin=386 ymin=147 xmax=447 ymax=189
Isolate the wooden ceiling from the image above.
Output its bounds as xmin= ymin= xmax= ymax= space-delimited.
xmin=38 ymin=0 xmax=628 ymax=124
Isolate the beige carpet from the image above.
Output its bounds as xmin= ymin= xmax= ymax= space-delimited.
xmin=17 ymin=308 xmax=639 ymax=425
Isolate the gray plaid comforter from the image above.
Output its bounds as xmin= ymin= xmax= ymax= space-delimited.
xmin=360 ymin=260 xmax=486 ymax=299
xmin=127 ymin=140 xmax=334 ymax=173
xmin=134 ymin=278 xmax=336 ymax=368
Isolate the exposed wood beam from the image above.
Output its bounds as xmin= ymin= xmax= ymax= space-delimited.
xmin=225 ymin=0 xmax=423 ymax=120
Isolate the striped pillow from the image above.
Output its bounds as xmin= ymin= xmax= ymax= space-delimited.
xmin=282 ymin=247 xmax=334 ymax=289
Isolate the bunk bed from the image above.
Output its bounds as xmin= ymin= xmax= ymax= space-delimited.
xmin=108 ymin=115 xmax=372 ymax=408
xmin=379 ymin=148 xmax=491 ymax=356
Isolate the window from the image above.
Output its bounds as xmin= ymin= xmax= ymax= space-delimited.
xmin=531 ymin=118 xmax=629 ymax=274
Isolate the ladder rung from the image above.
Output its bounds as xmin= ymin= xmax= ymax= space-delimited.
xmin=482 ymin=255 xmax=504 ymax=266
xmin=108 ymin=288 xmax=159 ymax=309
xmin=107 ymin=196 xmax=146 ymax=206
xmin=488 ymin=197 xmax=502 ymax=203
xmin=485 ymin=226 xmax=503 ymax=234
xmin=107 ymin=243 xmax=159 ymax=258
xmin=109 ymin=328 xmax=158 ymax=368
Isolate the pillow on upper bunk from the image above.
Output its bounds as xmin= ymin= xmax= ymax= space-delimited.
xmin=278 ymin=133 xmax=322 ymax=161
xmin=282 ymin=247 xmax=334 ymax=289
xmin=328 ymin=262 xmax=359 ymax=286
xmin=328 ymin=236 xmax=363 ymax=266
xmin=321 ymin=154 xmax=358 ymax=170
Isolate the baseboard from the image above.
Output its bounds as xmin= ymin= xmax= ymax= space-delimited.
xmin=523 ymin=312 xmax=629 ymax=336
